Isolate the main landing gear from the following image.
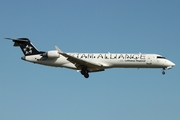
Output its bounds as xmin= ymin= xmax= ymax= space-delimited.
xmin=81 ymin=67 xmax=89 ymax=78
xmin=162 ymin=68 xmax=165 ymax=75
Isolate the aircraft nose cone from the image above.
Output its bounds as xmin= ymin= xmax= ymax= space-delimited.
xmin=166 ymin=61 xmax=175 ymax=69
xmin=168 ymin=61 xmax=175 ymax=68
xmin=167 ymin=60 xmax=175 ymax=66
xmin=172 ymin=62 xmax=175 ymax=66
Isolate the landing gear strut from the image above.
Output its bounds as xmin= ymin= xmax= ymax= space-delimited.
xmin=162 ymin=68 xmax=165 ymax=75
xmin=81 ymin=68 xmax=89 ymax=78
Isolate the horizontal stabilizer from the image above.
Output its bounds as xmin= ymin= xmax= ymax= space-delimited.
xmin=5 ymin=38 xmax=30 ymax=42
xmin=6 ymin=37 xmax=44 ymax=55
xmin=5 ymin=38 xmax=30 ymax=46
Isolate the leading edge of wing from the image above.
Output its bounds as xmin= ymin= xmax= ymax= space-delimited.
xmin=55 ymin=46 xmax=104 ymax=69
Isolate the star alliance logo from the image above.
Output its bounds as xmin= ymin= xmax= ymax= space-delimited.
xmin=23 ymin=45 xmax=33 ymax=55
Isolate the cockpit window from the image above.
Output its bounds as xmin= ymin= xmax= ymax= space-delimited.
xmin=157 ymin=56 xmax=166 ymax=59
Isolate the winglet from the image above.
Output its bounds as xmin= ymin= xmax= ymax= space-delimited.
xmin=55 ymin=46 xmax=63 ymax=53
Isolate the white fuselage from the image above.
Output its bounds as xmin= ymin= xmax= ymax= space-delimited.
xmin=22 ymin=51 xmax=175 ymax=71
xmin=7 ymin=38 xmax=175 ymax=78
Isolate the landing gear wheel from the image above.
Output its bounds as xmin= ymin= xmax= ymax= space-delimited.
xmin=84 ymin=73 xmax=89 ymax=78
xmin=162 ymin=71 xmax=165 ymax=75
xmin=81 ymin=70 xmax=85 ymax=75
xmin=81 ymin=67 xmax=89 ymax=78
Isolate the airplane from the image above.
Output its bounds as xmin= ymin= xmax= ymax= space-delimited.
xmin=6 ymin=38 xmax=175 ymax=78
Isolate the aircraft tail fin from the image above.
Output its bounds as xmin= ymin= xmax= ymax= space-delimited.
xmin=6 ymin=38 xmax=44 ymax=56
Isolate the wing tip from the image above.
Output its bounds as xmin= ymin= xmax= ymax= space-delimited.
xmin=55 ymin=46 xmax=63 ymax=53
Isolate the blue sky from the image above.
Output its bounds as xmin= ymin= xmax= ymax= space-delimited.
xmin=0 ymin=0 xmax=180 ymax=120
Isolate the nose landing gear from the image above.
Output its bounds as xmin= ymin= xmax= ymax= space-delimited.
xmin=162 ymin=68 xmax=165 ymax=75
xmin=162 ymin=71 xmax=165 ymax=75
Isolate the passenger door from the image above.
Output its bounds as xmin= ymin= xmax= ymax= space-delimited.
xmin=146 ymin=57 xmax=152 ymax=65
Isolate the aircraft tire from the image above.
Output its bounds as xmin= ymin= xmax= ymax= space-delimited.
xmin=81 ymin=70 xmax=85 ymax=75
xmin=84 ymin=73 xmax=89 ymax=78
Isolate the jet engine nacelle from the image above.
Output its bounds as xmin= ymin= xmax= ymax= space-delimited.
xmin=41 ymin=51 xmax=60 ymax=58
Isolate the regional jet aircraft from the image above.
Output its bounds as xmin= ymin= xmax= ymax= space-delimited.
xmin=6 ymin=38 xmax=175 ymax=78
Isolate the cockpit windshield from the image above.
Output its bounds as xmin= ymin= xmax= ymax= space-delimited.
xmin=157 ymin=56 xmax=166 ymax=59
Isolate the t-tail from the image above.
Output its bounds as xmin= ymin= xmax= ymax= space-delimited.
xmin=6 ymin=38 xmax=45 ymax=56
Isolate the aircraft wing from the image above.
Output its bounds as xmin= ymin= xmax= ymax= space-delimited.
xmin=55 ymin=46 xmax=104 ymax=72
